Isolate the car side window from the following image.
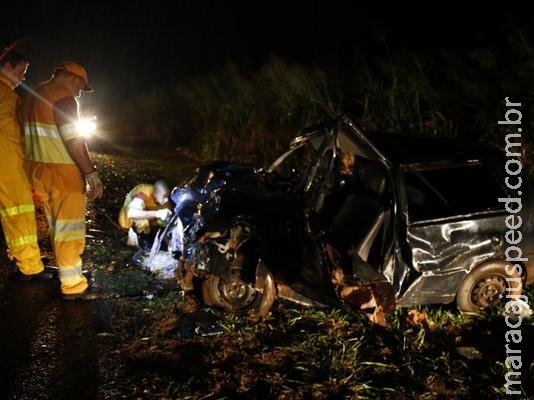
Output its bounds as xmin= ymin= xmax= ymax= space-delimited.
xmin=404 ymin=163 xmax=508 ymax=222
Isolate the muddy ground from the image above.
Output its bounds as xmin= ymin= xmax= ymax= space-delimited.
xmin=1 ymin=148 xmax=533 ymax=400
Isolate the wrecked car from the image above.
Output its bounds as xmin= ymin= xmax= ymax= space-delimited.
xmin=165 ymin=114 xmax=534 ymax=322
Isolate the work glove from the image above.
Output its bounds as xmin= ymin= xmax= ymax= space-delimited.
xmin=127 ymin=227 xmax=139 ymax=247
xmin=85 ymin=170 xmax=103 ymax=201
xmin=155 ymin=208 xmax=172 ymax=222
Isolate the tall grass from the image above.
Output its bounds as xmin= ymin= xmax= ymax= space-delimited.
xmin=122 ymin=30 xmax=533 ymax=169
xmin=171 ymin=57 xmax=342 ymax=164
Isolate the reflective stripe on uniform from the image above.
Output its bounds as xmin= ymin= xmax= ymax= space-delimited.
xmin=0 ymin=203 xmax=35 ymax=217
xmin=50 ymin=219 xmax=86 ymax=241
xmin=24 ymin=122 xmax=76 ymax=164
xmin=7 ymin=234 xmax=38 ymax=247
xmin=24 ymin=122 xmax=61 ymax=138
xmin=58 ymin=264 xmax=84 ymax=278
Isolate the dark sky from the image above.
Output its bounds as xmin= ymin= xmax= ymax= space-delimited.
xmin=2 ymin=1 xmax=530 ymax=119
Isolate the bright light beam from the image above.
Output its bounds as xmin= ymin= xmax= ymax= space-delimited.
xmin=76 ymin=116 xmax=97 ymax=137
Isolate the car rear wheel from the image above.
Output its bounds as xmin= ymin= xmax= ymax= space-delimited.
xmin=456 ymin=260 xmax=523 ymax=314
xmin=201 ymin=261 xmax=276 ymax=316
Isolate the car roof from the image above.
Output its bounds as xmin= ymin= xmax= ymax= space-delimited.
xmin=362 ymin=131 xmax=501 ymax=165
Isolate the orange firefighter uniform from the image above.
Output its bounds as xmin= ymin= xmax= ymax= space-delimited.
xmin=0 ymin=75 xmax=45 ymax=274
xmin=118 ymin=183 xmax=169 ymax=234
xmin=22 ymin=79 xmax=89 ymax=295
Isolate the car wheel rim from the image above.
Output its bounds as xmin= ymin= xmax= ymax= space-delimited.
xmin=216 ymin=279 xmax=259 ymax=309
xmin=470 ymin=274 xmax=507 ymax=308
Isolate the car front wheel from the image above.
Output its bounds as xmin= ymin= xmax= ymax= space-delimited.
xmin=201 ymin=261 xmax=276 ymax=317
xmin=455 ymin=260 xmax=523 ymax=313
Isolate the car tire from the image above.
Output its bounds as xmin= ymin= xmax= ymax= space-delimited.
xmin=201 ymin=261 xmax=277 ymax=317
xmin=455 ymin=260 xmax=523 ymax=314
xmin=200 ymin=275 xmax=226 ymax=308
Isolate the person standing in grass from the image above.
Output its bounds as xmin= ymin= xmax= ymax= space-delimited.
xmin=22 ymin=61 xmax=104 ymax=300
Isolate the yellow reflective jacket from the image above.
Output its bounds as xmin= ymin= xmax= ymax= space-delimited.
xmin=22 ymin=80 xmax=84 ymax=192
xmin=118 ymin=184 xmax=169 ymax=230
xmin=0 ymin=76 xmax=25 ymax=180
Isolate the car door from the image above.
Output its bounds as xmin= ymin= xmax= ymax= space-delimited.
xmin=398 ymin=161 xmax=511 ymax=306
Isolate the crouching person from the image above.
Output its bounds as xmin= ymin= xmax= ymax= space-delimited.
xmin=119 ymin=179 xmax=173 ymax=264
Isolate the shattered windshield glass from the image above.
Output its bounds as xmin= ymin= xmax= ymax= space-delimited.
xmin=267 ymin=132 xmax=326 ymax=182
xmin=266 ymin=115 xmax=391 ymax=196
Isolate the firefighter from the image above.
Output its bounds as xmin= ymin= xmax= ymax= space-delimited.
xmin=118 ymin=179 xmax=173 ymax=263
xmin=22 ymin=61 xmax=104 ymax=300
xmin=0 ymin=47 xmax=54 ymax=280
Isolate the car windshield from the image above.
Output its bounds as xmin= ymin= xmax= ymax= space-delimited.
xmin=268 ymin=131 xmax=325 ymax=177
xmin=267 ymin=116 xmax=390 ymax=192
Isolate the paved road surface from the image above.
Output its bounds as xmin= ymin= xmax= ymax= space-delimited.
xmin=0 ymin=267 xmax=123 ymax=400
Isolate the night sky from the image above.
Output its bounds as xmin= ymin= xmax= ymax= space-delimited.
xmin=1 ymin=2 xmax=530 ymax=122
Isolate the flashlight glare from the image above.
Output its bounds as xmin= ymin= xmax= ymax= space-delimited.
xmin=76 ymin=117 xmax=97 ymax=137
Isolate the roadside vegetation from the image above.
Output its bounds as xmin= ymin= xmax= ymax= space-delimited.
xmin=114 ymin=27 xmax=533 ymax=173
xmin=104 ymin=285 xmax=534 ymax=399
